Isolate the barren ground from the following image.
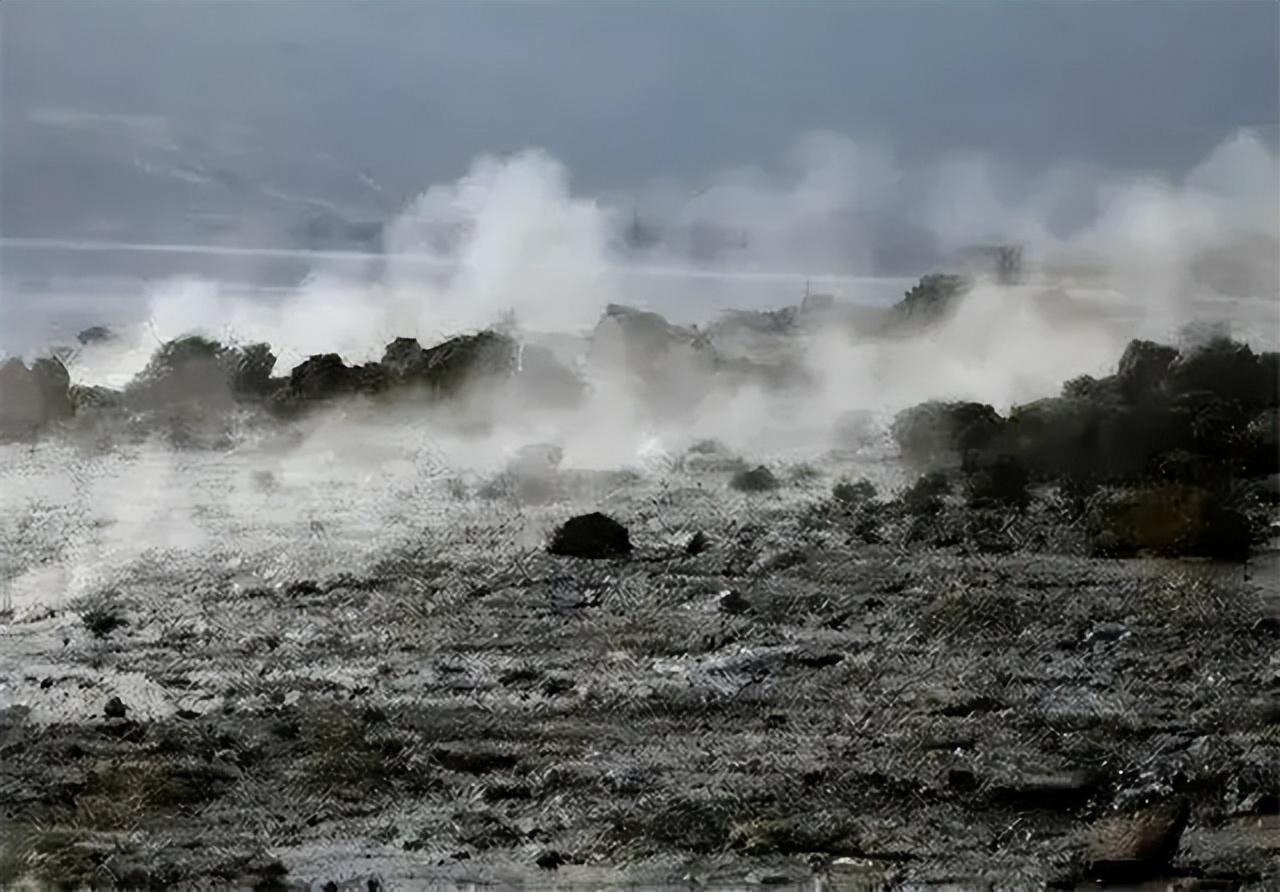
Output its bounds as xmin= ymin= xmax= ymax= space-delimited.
xmin=2 ymin=431 xmax=1278 ymax=891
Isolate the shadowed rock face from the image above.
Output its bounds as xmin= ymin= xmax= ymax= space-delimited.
xmin=887 ymin=333 xmax=1280 ymax=559
xmin=0 ymin=356 xmax=72 ymax=438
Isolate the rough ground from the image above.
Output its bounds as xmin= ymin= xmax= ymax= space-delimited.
xmin=1 ymin=440 xmax=1278 ymax=891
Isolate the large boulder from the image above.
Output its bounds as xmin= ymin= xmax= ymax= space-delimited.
xmin=126 ymin=336 xmax=230 ymax=407
xmin=889 ymin=274 xmax=972 ymax=329
xmin=0 ymin=356 xmax=71 ymax=435
xmin=30 ymin=357 xmax=72 ymax=421
xmin=1086 ymin=799 xmax=1190 ymax=883
xmin=226 ymin=343 xmax=278 ymax=398
xmin=891 ymin=400 xmax=1004 ymax=470
xmin=274 ymin=353 xmax=386 ymax=407
xmin=1168 ymin=336 xmax=1275 ymax=411
xmin=548 ymin=512 xmax=632 ymax=559
xmin=1115 ymin=339 xmax=1178 ymax=403
xmin=1088 ymin=485 xmax=1255 ymax=560
xmin=0 ymin=358 xmax=44 ymax=435
xmin=379 ymin=330 xmax=519 ymax=397
xmin=125 ymin=336 xmax=278 ymax=408
xmin=1000 ymin=397 xmax=1173 ymax=485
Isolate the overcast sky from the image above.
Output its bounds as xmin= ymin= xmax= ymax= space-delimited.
xmin=2 ymin=0 xmax=1277 ymax=244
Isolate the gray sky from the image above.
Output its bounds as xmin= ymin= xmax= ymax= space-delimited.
xmin=2 ymin=0 xmax=1277 ymax=246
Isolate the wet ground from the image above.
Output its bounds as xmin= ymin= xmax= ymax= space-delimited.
xmin=2 ymin=435 xmax=1278 ymax=890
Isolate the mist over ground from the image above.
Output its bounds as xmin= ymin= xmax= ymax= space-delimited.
xmin=2 ymin=4 xmax=1280 ymax=888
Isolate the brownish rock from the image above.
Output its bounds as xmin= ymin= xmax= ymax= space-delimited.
xmin=1086 ymin=798 xmax=1191 ymax=882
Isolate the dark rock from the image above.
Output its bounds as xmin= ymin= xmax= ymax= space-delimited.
xmin=379 ymin=330 xmax=518 ymax=397
xmin=751 ymin=546 xmax=806 ymax=573
xmin=0 ymin=359 xmax=47 ymax=435
xmin=685 ymin=531 xmax=711 ymax=555
xmin=548 ymin=512 xmax=632 ymax=559
xmin=965 ymin=453 xmax=1031 ymax=509
xmin=104 ymin=696 xmax=128 ymax=720
xmin=1116 ymin=339 xmax=1179 ymax=401
xmin=901 ymin=471 xmax=951 ymax=517
xmin=228 ymin=343 xmax=278 ymax=397
xmin=948 ymin=767 xmax=979 ymax=792
xmin=273 ymin=353 xmax=368 ymax=407
xmin=730 ymin=465 xmax=779 ymax=492
xmin=792 ymin=651 xmax=843 ymax=669
xmin=1169 ymin=336 xmax=1274 ymax=411
xmin=431 ymin=747 xmax=519 ymax=774
xmin=68 ymin=383 xmax=124 ymax=413
xmin=934 ymin=694 xmax=1004 ymax=717
xmin=126 ymin=335 xmax=231 ymax=407
xmin=832 ymin=478 xmax=876 ymax=505
xmin=729 ymin=814 xmax=861 ymax=856
xmin=892 ymin=400 xmax=1004 ymax=470
xmin=987 ymin=769 xmax=1103 ymax=809
xmin=1089 ymin=485 xmax=1256 ymax=560
xmin=890 ymin=273 xmax=972 ymax=328
xmin=30 ymin=357 xmax=72 ymax=421
xmin=77 ymin=325 xmax=116 ymax=345
xmin=1086 ymin=798 xmax=1191 ymax=882
xmin=688 ymin=437 xmax=731 ymax=456
xmin=535 ymin=849 xmax=566 ymax=870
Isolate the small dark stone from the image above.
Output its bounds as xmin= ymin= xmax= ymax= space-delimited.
xmin=535 ymin=849 xmax=566 ymax=870
xmin=1251 ymin=616 xmax=1280 ymax=637
xmin=718 ymin=589 xmax=751 ymax=614
xmin=540 ymin=676 xmax=575 ymax=697
xmin=793 ymin=652 xmax=843 ymax=669
xmin=77 ymin=325 xmax=117 ymax=345
xmin=832 ymin=478 xmax=876 ymax=505
xmin=685 ymin=530 xmax=711 ymax=555
xmin=104 ymin=696 xmax=128 ymax=720
xmin=948 ymin=767 xmax=979 ymax=791
xmin=39 ymin=677 xmax=53 ymax=690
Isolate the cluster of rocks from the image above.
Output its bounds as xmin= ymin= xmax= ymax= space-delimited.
xmin=4 ymin=273 xmax=988 ymax=442
xmin=890 ymin=335 xmax=1279 ymax=557
xmin=588 ymin=303 xmax=809 ymax=419
xmin=0 ymin=327 xmax=587 ymax=442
